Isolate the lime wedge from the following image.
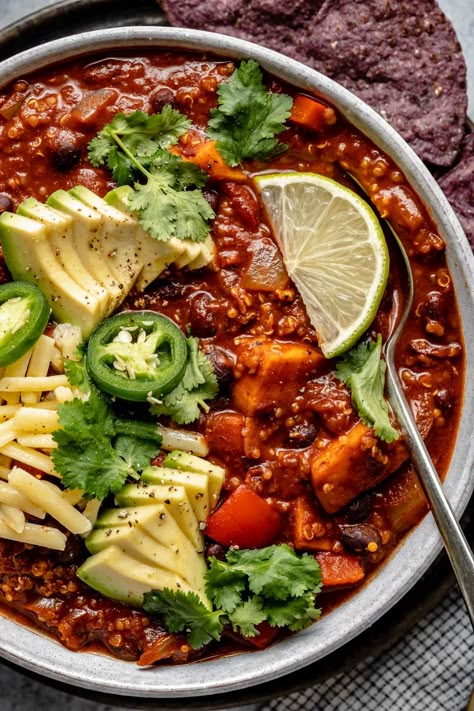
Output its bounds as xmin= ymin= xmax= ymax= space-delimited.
xmin=255 ymin=172 xmax=389 ymax=358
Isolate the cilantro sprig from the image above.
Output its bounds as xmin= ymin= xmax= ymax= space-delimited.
xmin=149 ymin=336 xmax=218 ymax=424
xmin=143 ymin=544 xmax=322 ymax=649
xmin=88 ymin=109 xmax=214 ymax=242
xmin=336 ymin=334 xmax=399 ymax=443
xmin=52 ymin=351 xmax=162 ymax=500
xmin=207 ymin=60 xmax=293 ymax=166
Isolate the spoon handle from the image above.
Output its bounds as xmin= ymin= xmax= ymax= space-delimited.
xmin=386 ymin=361 xmax=474 ymax=628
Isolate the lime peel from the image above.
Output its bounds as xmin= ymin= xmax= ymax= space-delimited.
xmin=254 ymin=172 xmax=389 ymax=358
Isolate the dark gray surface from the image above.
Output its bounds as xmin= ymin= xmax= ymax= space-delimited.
xmin=0 ymin=1 xmax=472 ymax=709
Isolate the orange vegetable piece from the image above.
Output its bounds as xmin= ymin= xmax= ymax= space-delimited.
xmin=293 ymin=495 xmax=337 ymax=552
xmin=233 ymin=338 xmax=325 ymax=417
xmin=206 ymin=484 xmax=281 ymax=549
xmin=137 ymin=633 xmax=186 ymax=666
xmin=240 ymin=621 xmax=280 ymax=649
xmin=290 ymin=94 xmax=337 ymax=131
xmin=315 ymin=551 xmax=365 ymax=589
xmin=204 ymin=410 xmax=245 ymax=459
xmin=311 ymin=422 xmax=408 ymax=514
xmin=380 ymin=466 xmax=428 ymax=535
xmin=179 ymin=140 xmax=247 ymax=182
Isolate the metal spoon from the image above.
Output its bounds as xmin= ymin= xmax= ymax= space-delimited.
xmin=384 ymin=229 xmax=474 ymax=628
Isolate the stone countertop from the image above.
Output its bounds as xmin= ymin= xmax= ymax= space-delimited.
xmin=0 ymin=2 xmax=472 ymax=710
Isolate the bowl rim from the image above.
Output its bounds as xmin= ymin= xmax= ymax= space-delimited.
xmin=0 ymin=25 xmax=473 ymax=699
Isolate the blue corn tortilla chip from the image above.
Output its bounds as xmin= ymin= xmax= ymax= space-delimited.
xmin=162 ymin=0 xmax=467 ymax=168
xmin=438 ymin=132 xmax=474 ymax=248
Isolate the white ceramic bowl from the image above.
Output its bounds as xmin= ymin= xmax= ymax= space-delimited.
xmin=0 ymin=26 xmax=473 ymax=699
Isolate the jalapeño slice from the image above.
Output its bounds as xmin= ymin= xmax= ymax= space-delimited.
xmin=87 ymin=311 xmax=188 ymax=402
xmin=0 ymin=282 xmax=50 ymax=367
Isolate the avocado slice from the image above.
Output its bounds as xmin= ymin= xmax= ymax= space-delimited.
xmin=17 ymin=197 xmax=111 ymax=318
xmin=186 ymin=233 xmax=217 ymax=271
xmin=69 ymin=186 xmax=142 ymax=291
xmin=114 ymin=483 xmax=203 ymax=551
xmin=105 ymin=186 xmax=187 ymax=290
xmin=76 ymin=544 xmax=196 ymax=607
xmin=105 ymin=185 xmax=217 ymax=288
xmin=46 ymin=190 xmax=124 ymax=304
xmin=85 ymin=509 xmax=208 ymax=598
xmin=0 ymin=212 xmax=103 ymax=337
xmin=141 ymin=466 xmax=210 ymax=523
xmin=164 ymin=451 xmax=225 ymax=509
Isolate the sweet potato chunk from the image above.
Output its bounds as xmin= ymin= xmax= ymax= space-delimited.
xmin=293 ymin=495 xmax=337 ymax=552
xmin=204 ymin=410 xmax=245 ymax=460
xmin=380 ymin=466 xmax=428 ymax=535
xmin=233 ymin=338 xmax=324 ymax=416
xmin=315 ymin=551 xmax=365 ymax=589
xmin=311 ymin=422 xmax=408 ymax=513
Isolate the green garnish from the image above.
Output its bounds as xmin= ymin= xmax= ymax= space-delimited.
xmin=143 ymin=544 xmax=322 ymax=649
xmin=336 ymin=334 xmax=399 ymax=443
xmin=144 ymin=589 xmax=225 ymax=649
xmin=52 ymin=352 xmax=162 ymax=500
xmin=207 ymin=60 xmax=293 ymax=167
xmin=149 ymin=336 xmax=218 ymax=424
xmin=63 ymin=343 xmax=90 ymax=394
xmin=88 ymin=109 xmax=214 ymax=242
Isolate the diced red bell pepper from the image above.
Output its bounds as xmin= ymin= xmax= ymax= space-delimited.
xmin=290 ymin=94 xmax=337 ymax=131
xmin=205 ymin=484 xmax=281 ymax=549
xmin=315 ymin=551 xmax=365 ymax=589
xmin=241 ymin=621 xmax=280 ymax=649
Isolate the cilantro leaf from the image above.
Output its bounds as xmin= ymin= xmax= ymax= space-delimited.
xmin=336 ymin=334 xmax=399 ymax=443
xmin=205 ymin=557 xmax=247 ymax=613
xmin=148 ymin=151 xmax=208 ymax=190
xmin=52 ymin=386 xmax=160 ymax=500
xmin=264 ymin=594 xmax=321 ymax=631
xmin=63 ymin=344 xmax=90 ymax=394
xmin=228 ymin=597 xmax=266 ymax=637
xmin=220 ymin=545 xmax=322 ymax=601
xmin=88 ymin=109 xmax=214 ymax=243
xmin=144 ymin=545 xmax=323 ymax=649
xmin=127 ymin=172 xmax=214 ymax=243
xmin=89 ymin=108 xmax=191 ymax=168
xmin=142 ymin=589 xmax=224 ymax=649
xmin=207 ymin=60 xmax=293 ymax=166
xmin=113 ymin=435 xmax=158 ymax=477
xmin=150 ymin=338 xmax=218 ymax=424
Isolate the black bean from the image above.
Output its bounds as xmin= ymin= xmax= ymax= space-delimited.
xmin=0 ymin=193 xmax=13 ymax=213
xmin=49 ymin=130 xmax=81 ymax=171
xmin=340 ymin=523 xmax=382 ymax=554
xmin=150 ymin=86 xmax=175 ymax=113
xmin=188 ymin=292 xmax=217 ymax=338
xmin=288 ymin=421 xmax=318 ymax=448
xmin=203 ymin=187 xmax=219 ymax=213
xmin=425 ymin=291 xmax=446 ymax=321
xmin=203 ymin=345 xmax=235 ymax=390
xmin=345 ymin=493 xmax=372 ymax=523
xmin=205 ymin=542 xmax=227 ymax=562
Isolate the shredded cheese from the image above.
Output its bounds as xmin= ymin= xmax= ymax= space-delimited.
xmin=21 ymin=335 xmax=55 ymax=404
xmin=0 ymin=520 xmax=66 ymax=550
xmin=9 ymin=467 xmax=92 ymax=536
xmin=0 ymin=374 xmax=69 ymax=393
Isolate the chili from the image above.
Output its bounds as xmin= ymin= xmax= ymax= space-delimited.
xmin=87 ymin=311 xmax=188 ymax=402
xmin=0 ymin=50 xmax=465 ymax=666
xmin=0 ymin=281 xmax=50 ymax=367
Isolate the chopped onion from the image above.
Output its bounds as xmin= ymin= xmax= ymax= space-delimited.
xmin=242 ymin=237 xmax=288 ymax=291
xmin=157 ymin=425 xmax=209 ymax=457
